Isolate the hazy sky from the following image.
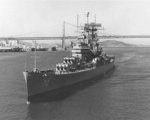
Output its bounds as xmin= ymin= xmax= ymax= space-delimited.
xmin=1 ymin=0 xmax=150 ymax=44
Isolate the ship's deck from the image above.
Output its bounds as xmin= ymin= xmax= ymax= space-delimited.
xmin=55 ymin=66 xmax=96 ymax=75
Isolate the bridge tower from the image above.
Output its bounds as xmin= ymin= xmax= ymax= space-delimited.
xmin=62 ymin=21 xmax=65 ymax=49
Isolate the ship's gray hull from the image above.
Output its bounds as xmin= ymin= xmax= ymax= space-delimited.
xmin=23 ymin=61 xmax=115 ymax=101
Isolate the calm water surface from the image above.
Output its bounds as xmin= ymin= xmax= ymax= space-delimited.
xmin=0 ymin=47 xmax=150 ymax=120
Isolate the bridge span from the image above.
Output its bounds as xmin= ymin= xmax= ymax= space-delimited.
xmin=1 ymin=35 xmax=150 ymax=49
xmin=0 ymin=35 xmax=150 ymax=41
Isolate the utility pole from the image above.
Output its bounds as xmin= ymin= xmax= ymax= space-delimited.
xmin=62 ymin=21 xmax=65 ymax=49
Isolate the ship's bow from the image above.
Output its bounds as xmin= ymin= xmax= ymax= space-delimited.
xmin=23 ymin=71 xmax=28 ymax=84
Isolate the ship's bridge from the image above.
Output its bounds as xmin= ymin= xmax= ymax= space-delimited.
xmin=71 ymin=41 xmax=93 ymax=61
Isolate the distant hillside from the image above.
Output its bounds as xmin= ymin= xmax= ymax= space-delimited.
xmin=100 ymin=40 xmax=137 ymax=47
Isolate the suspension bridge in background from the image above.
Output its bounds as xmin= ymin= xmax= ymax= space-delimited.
xmin=0 ymin=35 xmax=150 ymax=48
xmin=1 ymin=21 xmax=150 ymax=48
xmin=1 ymin=35 xmax=150 ymax=41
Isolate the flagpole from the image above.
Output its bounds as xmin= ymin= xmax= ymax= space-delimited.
xmin=24 ymin=50 xmax=26 ymax=72
xmin=34 ymin=40 xmax=37 ymax=71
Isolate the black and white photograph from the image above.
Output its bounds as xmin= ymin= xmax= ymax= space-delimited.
xmin=0 ymin=0 xmax=150 ymax=119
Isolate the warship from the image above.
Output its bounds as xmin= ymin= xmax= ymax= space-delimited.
xmin=23 ymin=14 xmax=115 ymax=102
